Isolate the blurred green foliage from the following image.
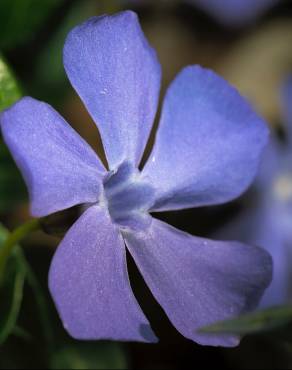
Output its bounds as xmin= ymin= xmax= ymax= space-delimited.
xmin=0 ymin=55 xmax=21 ymax=111
xmin=0 ymin=0 xmax=60 ymax=50
xmin=0 ymin=225 xmax=26 ymax=345
xmin=0 ymin=56 xmax=27 ymax=212
xmin=201 ymin=306 xmax=292 ymax=336
xmin=50 ymin=342 xmax=128 ymax=370
xmin=32 ymin=0 xmax=96 ymax=105
xmin=0 ymin=143 xmax=27 ymax=212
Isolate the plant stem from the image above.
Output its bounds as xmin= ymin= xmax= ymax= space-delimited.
xmin=24 ymin=257 xmax=55 ymax=353
xmin=0 ymin=218 xmax=40 ymax=282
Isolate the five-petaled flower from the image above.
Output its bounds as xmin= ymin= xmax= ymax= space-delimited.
xmin=0 ymin=11 xmax=272 ymax=347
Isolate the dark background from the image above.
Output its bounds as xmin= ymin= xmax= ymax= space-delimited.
xmin=1 ymin=0 xmax=292 ymax=368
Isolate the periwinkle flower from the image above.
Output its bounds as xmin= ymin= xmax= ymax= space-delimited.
xmin=215 ymin=77 xmax=292 ymax=307
xmin=0 ymin=11 xmax=272 ymax=346
xmin=188 ymin=0 xmax=279 ymax=27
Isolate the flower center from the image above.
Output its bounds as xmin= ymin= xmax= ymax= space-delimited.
xmin=272 ymin=172 xmax=292 ymax=236
xmin=101 ymin=161 xmax=155 ymax=231
xmin=273 ymin=173 xmax=292 ymax=203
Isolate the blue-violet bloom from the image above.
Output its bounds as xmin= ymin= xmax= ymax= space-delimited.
xmin=0 ymin=11 xmax=272 ymax=347
xmin=215 ymin=76 xmax=292 ymax=308
xmin=188 ymin=0 xmax=279 ymax=27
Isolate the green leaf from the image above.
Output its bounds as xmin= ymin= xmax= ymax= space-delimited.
xmin=200 ymin=306 xmax=292 ymax=335
xmin=0 ymin=224 xmax=26 ymax=345
xmin=50 ymin=343 xmax=128 ymax=370
xmin=24 ymin=258 xmax=54 ymax=353
xmin=0 ymin=57 xmax=25 ymax=212
xmin=0 ymin=55 xmax=21 ymax=111
xmin=0 ymin=219 xmax=54 ymax=353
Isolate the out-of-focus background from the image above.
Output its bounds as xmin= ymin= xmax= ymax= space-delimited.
xmin=1 ymin=0 xmax=292 ymax=369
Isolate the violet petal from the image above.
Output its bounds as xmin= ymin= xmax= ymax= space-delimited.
xmin=124 ymin=217 xmax=272 ymax=346
xmin=49 ymin=205 xmax=157 ymax=342
xmin=143 ymin=66 xmax=269 ymax=212
xmin=0 ymin=97 xmax=105 ymax=217
xmin=63 ymin=11 xmax=161 ymax=169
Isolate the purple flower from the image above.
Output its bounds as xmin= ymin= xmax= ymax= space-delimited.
xmin=188 ymin=0 xmax=279 ymax=27
xmin=0 ymin=11 xmax=272 ymax=346
xmin=215 ymin=76 xmax=292 ymax=308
